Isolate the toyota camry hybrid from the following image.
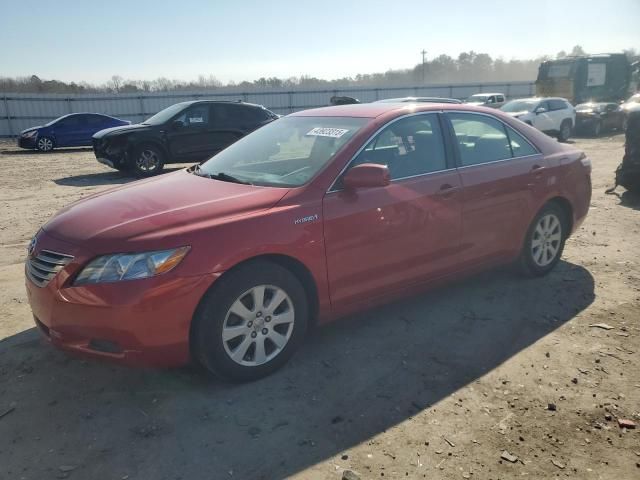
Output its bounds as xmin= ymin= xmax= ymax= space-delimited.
xmin=25 ymin=103 xmax=591 ymax=382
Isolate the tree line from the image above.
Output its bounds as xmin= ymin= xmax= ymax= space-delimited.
xmin=1 ymin=47 xmax=637 ymax=94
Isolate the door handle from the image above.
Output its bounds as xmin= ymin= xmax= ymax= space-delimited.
xmin=435 ymin=184 xmax=459 ymax=197
xmin=530 ymin=164 xmax=545 ymax=172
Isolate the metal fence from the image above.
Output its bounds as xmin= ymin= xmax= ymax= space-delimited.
xmin=0 ymin=81 xmax=535 ymax=137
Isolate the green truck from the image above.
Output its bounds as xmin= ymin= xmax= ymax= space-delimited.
xmin=536 ymin=54 xmax=638 ymax=105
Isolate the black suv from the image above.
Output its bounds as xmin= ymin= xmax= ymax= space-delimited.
xmin=92 ymin=100 xmax=278 ymax=176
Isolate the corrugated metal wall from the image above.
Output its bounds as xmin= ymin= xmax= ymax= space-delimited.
xmin=0 ymin=81 xmax=535 ymax=137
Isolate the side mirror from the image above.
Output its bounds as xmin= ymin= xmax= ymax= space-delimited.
xmin=171 ymin=120 xmax=184 ymax=130
xmin=343 ymin=163 xmax=390 ymax=190
xmin=534 ymin=107 xmax=547 ymax=114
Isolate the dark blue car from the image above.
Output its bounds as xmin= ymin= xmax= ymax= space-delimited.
xmin=18 ymin=113 xmax=130 ymax=152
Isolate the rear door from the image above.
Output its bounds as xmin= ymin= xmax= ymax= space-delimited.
xmin=208 ymin=103 xmax=268 ymax=154
xmin=323 ymin=112 xmax=464 ymax=308
xmin=445 ymin=112 xmax=545 ymax=266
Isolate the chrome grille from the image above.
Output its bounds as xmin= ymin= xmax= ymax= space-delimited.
xmin=26 ymin=250 xmax=74 ymax=287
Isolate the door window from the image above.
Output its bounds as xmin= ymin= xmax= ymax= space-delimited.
xmin=57 ymin=115 xmax=82 ymax=127
xmin=448 ymin=113 xmax=511 ymax=166
xmin=350 ymin=114 xmax=447 ymax=180
xmin=211 ymin=104 xmax=257 ymax=129
xmin=174 ymin=105 xmax=209 ymax=127
xmin=505 ymin=126 xmax=538 ymax=157
xmin=548 ymin=99 xmax=568 ymax=111
xmin=497 ymin=95 xmax=505 ymax=103
xmin=86 ymin=115 xmax=106 ymax=126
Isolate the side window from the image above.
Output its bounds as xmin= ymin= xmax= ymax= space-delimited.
xmin=487 ymin=96 xmax=496 ymax=104
xmin=86 ymin=115 xmax=106 ymax=126
xmin=58 ymin=115 xmax=82 ymax=127
xmin=448 ymin=113 xmax=511 ymax=166
xmin=497 ymin=95 xmax=505 ymax=103
xmin=350 ymin=114 xmax=446 ymax=180
xmin=505 ymin=126 xmax=538 ymax=157
xmin=174 ymin=105 xmax=209 ymax=127
xmin=211 ymin=104 xmax=257 ymax=129
xmin=549 ymin=99 xmax=567 ymax=111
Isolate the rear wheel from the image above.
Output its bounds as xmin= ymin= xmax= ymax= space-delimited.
xmin=558 ymin=120 xmax=572 ymax=142
xmin=131 ymin=144 xmax=164 ymax=177
xmin=518 ymin=203 xmax=567 ymax=277
xmin=36 ymin=136 xmax=54 ymax=152
xmin=192 ymin=261 xmax=309 ymax=382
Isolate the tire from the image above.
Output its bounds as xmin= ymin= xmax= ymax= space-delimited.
xmin=557 ymin=120 xmax=572 ymax=142
xmin=591 ymin=120 xmax=602 ymax=137
xmin=130 ymin=144 xmax=165 ymax=177
xmin=36 ymin=136 xmax=54 ymax=152
xmin=192 ymin=260 xmax=309 ymax=382
xmin=518 ymin=203 xmax=567 ymax=277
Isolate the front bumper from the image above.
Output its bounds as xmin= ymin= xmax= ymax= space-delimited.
xmin=25 ymin=230 xmax=219 ymax=367
xmin=575 ymin=115 xmax=599 ymax=130
xmin=18 ymin=136 xmax=37 ymax=149
xmin=92 ymin=138 xmax=127 ymax=169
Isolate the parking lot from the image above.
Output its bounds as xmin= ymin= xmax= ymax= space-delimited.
xmin=0 ymin=134 xmax=638 ymax=479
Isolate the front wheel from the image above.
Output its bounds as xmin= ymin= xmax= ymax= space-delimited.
xmin=557 ymin=120 xmax=572 ymax=142
xmin=518 ymin=204 xmax=567 ymax=277
xmin=36 ymin=136 xmax=54 ymax=152
xmin=192 ymin=261 xmax=309 ymax=382
xmin=131 ymin=144 xmax=165 ymax=177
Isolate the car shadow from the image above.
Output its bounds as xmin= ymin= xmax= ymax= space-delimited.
xmin=618 ymin=189 xmax=640 ymax=210
xmin=0 ymin=261 xmax=595 ymax=479
xmin=54 ymin=167 xmax=184 ymax=187
xmin=0 ymin=147 xmax=94 ymax=155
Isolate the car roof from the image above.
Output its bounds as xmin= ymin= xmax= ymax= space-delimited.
xmin=470 ymin=92 xmax=503 ymax=96
xmin=176 ymin=100 xmax=266 ymax=108
xmin=375 ymin=97 xmax=461 ymax=104
xmin=291 ymin=103 xmax=504 ymax=118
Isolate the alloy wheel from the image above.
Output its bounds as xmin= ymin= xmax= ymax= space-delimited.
xmin=37 ymin=137 xmax=53 ymax=151
xmin=222 ymin=285 xmax=295 ymax=367
xmin=531 ymin=213 xmax=562 ymax=267
xmin=136 ymin=149 xmax=160 ymax=172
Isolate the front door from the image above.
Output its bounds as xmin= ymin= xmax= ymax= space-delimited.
xmin=166 ymin=104 xmax=216 ymax=161
xmin=531 ymin=101 xmax=555 ymax=132
xmin=54 ymin=115 xmax=87 ymax=146
xmin=445 ymin=111 xmax=545 ymax=265
xmin=323 ymin=113 xmax=463 ymax=308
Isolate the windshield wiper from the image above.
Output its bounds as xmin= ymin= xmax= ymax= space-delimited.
xmin=210 ymin=172 xmax=252 ymax=185
xmin=192 ymin=165 xmax=252 ymax=185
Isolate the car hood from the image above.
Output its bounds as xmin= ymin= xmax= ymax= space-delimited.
xmin=43 ymin=170 xmax=290 ymax=252
xmin=92 ymin=123 xmax=153 ymax=139
xmin=20 ymin=126 xmax=42 ymax=135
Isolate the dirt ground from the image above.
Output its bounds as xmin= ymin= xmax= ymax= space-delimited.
xmin=0 ymin=134 xmax=638 ymax=480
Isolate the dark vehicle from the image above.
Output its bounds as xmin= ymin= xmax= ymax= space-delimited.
xmin=330 ymin=96 xmax=360 ymax=105
xmin=18 ymin=113 xmax=130 ymax=152
xmin=575 ymin=102 xmax=627 ymax=136
xmin=375 ymin=97 xmax=462 ymax=104
xmin=92 ymin=100 xmax=278 ymax=177
xmin=536 ymin=54 xmax=632 ymax=104
xmin=607 ymin=106 xmax=640 ymax=194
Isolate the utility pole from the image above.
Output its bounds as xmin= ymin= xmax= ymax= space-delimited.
xmin=421 ymin=49 xmax=427 ymax=84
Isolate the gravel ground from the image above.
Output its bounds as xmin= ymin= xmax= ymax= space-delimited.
xmin=0 ymin=134 xmax=638 ymax=480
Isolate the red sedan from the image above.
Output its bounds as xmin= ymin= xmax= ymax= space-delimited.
xmin=25 ymin=103 xmax=591 ymax=381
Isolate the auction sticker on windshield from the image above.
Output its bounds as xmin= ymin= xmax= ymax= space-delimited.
xmin=306 ymin=127 xmax=349 ymax=138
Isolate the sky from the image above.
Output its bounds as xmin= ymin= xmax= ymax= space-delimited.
xmin=1 ymin=0 xmax=638 ymax=85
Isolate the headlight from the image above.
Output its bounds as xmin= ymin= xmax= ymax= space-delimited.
xmin=22 ymin=130 xmax=38 ymax=138
xmin=74 ymin=246 xmax=190 ymax=285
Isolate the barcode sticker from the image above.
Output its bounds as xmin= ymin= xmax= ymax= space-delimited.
xmin=306 ymin=127 xmax=349 ymax=138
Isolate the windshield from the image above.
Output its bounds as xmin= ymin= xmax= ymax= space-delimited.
xmin=142 ymin=102 xmax=189 ymax=125
xmin=501 ymin=100 xmax=538 ymax=113
xmin=466 ymin=95 xmax=489 ymax=102
xmin=198 ymin=116 xmax=367 ymax=187
xmin=576 ymin=103 xmax=602 ymax=112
